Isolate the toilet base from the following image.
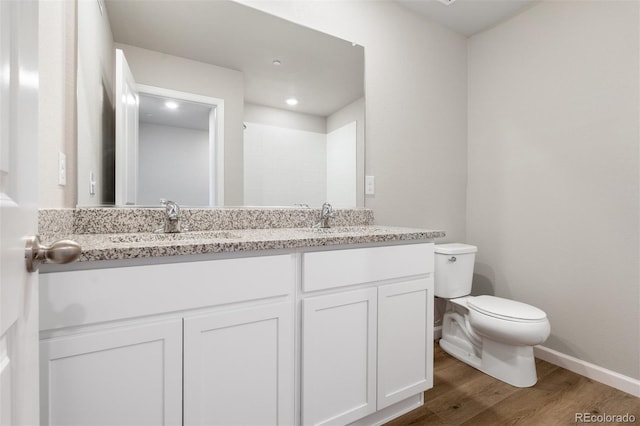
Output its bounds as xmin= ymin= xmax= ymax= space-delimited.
xmin=439 ymin=337 xmax=482 ymax=370
xmin=482 ymin=339 xmax=537 ymax=387
xmin=439 ymin=307 xmax=539 ymax=388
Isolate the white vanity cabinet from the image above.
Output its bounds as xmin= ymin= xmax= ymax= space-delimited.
xmin=39 ymin=254 xmax=296 ymax=426
xmin=301 ymin=243 xmax=434 ymax=426
xmin=39 ymin=241 xmax=435 ymax=426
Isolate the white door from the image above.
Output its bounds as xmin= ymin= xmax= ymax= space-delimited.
xmin=115 ymin=49 xmax=139 ymax=206
xmin=183 ymin=303 xmax=294 ymax=426
xmin=0 ymin=1 xmax=40 ymax=425
xmin=377 ymin=278 xmax=434 ymax=409
xmin=40 ymin=319 xmax=183 ymax=426
xmin=302 ymin=288 xmax=377 ymax=426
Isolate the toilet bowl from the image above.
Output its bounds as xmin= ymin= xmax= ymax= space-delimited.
xmin=434 ymin=244 xmax=550 ymax=387
xmin=467 ymin=295 xmax=550 ymax=346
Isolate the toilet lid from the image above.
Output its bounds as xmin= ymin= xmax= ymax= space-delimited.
xmin=434 ymin=243 xmax=477 ymax=255
xmin=467 ymin=295 xmax=547 ymax=321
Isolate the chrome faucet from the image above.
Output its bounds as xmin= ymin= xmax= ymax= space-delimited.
xmin=314 ymin=202 xmax=335 ymax=228
xmin=155 ymin=199 xmax=189 ymax=233
xmin=163 ymin=199 xmax=180 ymax=220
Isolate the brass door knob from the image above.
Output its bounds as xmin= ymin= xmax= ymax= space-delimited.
xmin=25 ymin=236 xmax=81 ymax=272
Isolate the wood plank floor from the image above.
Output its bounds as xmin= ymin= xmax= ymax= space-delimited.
xmin=385 ymin=344 xmax=639 ymax=426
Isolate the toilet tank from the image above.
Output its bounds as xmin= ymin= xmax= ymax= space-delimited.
xmin=434 ymin=243 xmax=478 ymax=298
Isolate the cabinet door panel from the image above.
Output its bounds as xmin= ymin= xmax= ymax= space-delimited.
xmin=302 ymin=288 xmax=377 ymax=426
xmin=377 ymin=278 xmax=434 ymax=409
xmin=40 ymin=319 xmax=182 ymax=426
xmin=183 ymin=303 xmax=294 ymax=426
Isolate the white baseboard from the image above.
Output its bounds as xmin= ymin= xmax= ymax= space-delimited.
xmin=534 ymin=345 xmax=640 ymax=397
xmin=348 ymin=394 xmax=423 ymax=426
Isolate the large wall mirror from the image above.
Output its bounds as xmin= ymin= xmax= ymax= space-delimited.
xmin=77 ymin=0 xmax=365 ymax=208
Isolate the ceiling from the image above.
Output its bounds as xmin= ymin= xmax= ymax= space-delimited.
xmin=395 ymin=0 xmax=539 ymax=37
xmin=105 ymin=0 xmax=364 ymax=117
xmin=139 ymin=94 xmax=212 ymax=131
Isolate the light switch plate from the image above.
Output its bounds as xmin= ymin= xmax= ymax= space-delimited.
xmin=58 ymin=152 xmax=66 ymax=186
xmin=365 ymin=175 xmax=375 ymax=195
xmin=89 ymin=171 xmax=96 ymax=196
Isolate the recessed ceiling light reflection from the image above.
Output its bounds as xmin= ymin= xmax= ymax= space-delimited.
xmin=165 ymin=101 xmax=179 ymax=110
xmin=286 ymin=98 xmax=298 ymax=106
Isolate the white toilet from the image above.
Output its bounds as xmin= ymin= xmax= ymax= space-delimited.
xmin=434 ymin=243 xmax=550 ymax=387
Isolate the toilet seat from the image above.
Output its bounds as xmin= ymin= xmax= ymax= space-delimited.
xmin=467 ymin=295 xmax=547 ymax=323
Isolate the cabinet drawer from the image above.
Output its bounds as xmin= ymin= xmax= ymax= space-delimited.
xmin=302 ymin=243 xmax=433 ymax=292
xmin=40 ymin=254 xmax=295 ymax=331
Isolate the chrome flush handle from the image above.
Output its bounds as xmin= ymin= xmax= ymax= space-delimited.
xmin=448 ymin=256 xmax=457 ymax=262
xmin=25 ymin=236 xmax=81 ymax=272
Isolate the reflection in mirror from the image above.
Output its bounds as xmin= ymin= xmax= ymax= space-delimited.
xmin=77 ymin=0 xmax=364 ymax=208
xmin=244 ymin=105 xmax=358 ymax=208
xmin=136 ymin=90 xmax=222 ymax=207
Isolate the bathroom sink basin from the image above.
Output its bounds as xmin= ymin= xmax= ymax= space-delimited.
xmin=108 ymin=231 xmax=240 ymax=243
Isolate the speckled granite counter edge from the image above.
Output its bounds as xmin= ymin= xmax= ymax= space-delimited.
xmin=69 ymin=227 xmax=446 ymax=262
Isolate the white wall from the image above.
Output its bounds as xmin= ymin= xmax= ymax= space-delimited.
xmin=467 ymin=0 xmax=639 ymax=380
xmin=244 ymin=102 xmax=326 ymax=134
xmin=244 ymin=122 xmax=326 ymax=207
xmin=244 ymin=103 xmax=359 ymax=207
xmin=238 ymin=0 xmax=468 ymax=240
xmin=115 ymin=43 xmax=245 ymax=205
xmin=328 ymin=97 xmax=365 ymax=207
xmin=38 ymin=0 xmax=76 ymax=208
xmin=76 ymin=0 xmax=116 ymax=206
xmin=137 ymin=122 xmax=209 ymax=206
xmin=326 ymin=121 xmax=356 ymax=207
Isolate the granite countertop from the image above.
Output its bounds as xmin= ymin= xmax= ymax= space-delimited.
xmin=44 ymin=226 xmax=446 ymax=262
